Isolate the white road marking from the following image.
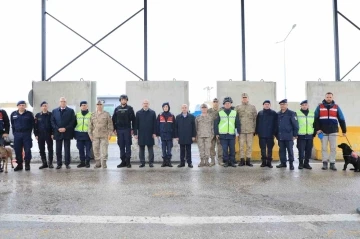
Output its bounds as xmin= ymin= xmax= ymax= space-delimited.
xmin=0 ymin=214 xmax=359 ymax=224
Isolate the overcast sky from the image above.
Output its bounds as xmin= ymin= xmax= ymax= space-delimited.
xmin=0 ymin=0 xmax=359 ymax=110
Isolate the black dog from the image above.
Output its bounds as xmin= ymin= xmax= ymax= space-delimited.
xmin=337 ymin=143 xmax=360 ymax=172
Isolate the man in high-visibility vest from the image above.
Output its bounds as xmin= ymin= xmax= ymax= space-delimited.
xmin=296 ymin=100 xmax=315 ymax=170
xmin=214 ymin=97 xmax=240 ymax=167
xmin=74 ymin=101 xmax=92 ymax=168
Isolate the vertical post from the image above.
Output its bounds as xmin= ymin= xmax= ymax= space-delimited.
xmin=41 ymin=0 xmax=46 ymax=81
xmin=283 ymin=42 xmax=287 ymax=99
xmin=144 ymin=0 xmax=148 ymax=81
xmin=241 ymin=0 xmax=246 ymax=81
xmin=333 ymin=0 xmax=340 ymax=81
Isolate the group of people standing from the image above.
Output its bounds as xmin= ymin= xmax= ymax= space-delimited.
xmin=0 ymin=92 xmax=346 ymax=172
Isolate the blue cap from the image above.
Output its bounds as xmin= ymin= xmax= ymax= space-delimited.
xmin=17 ymin=100 xmax=26 ymax=106
xmin=279 ymin=99 xmax=287 ymax=104
xmin=263 ymin=100 xmax=270 ymax=105
xmin=40 ymin=101 xmax=47 ymax=107
xmin=300 ymin=100 xmax=308 ymax=105
xmin=317 ymin=132 xmax=323 ymax=139
xmin=80 ymin=101 xmax=87 ymax=106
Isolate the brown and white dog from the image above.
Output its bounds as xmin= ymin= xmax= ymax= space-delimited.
xmin=0 ymin=146 xmax=14 ymax=173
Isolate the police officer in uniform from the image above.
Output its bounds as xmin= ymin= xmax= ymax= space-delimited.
xmin=275 ymin=99 xmax=299 ymax=170
xmin=296 ymin=100 xmax=314 ymax=170
xmin=10 ymin=101 xmax=35 ymax=171
xmin=112 ymin=94 xmax=136 ymax=168
xmin=214 ymin=97 xmax=240 ymax=167
xmin=0 ymin=107 xmax=10 ymax=173
xmin=34 ymin=101 xmax=54 ymax=169
xmin=75 ymin=101 xmax=92 ymax=168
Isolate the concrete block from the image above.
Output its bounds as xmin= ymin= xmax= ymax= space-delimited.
xmin=126 ymin=81 xmax=189 ymax=115
xmin=306 ymin=81 xmax=360 ymax=126
xmin=217 ymin=81 xmax=278 ymax=111
xmin=32 ymin=81 xmax=97 ymax=113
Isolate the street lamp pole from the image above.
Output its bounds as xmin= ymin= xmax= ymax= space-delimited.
xmin=276 ymin=24 xmax=296 ymax=99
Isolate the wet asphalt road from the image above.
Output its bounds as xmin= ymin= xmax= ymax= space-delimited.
xmin=0 ymin=157 xmax=360 ymax=239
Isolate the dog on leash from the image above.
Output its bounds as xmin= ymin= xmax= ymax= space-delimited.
xmin=0 ymin=146 xmax=14 ymax=173
xmin=337 ymin=143 xmax=360 ymax=172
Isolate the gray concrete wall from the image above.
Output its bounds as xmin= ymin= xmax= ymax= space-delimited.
xmin=32 ymin=81 xmax=97 ymax=113
xmin=306 ymin=81 xmax=360 ymax=126
xmin=126 ymin=81 xmax=189 ymax=162
xmin=126 ymin=81 xmax=189 ymax=114
xmin=217 ymin=81 xmax=277 ymax=111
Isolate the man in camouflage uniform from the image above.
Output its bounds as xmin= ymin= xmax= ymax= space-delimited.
xmin=207 ymin=98 xmax=223 ymax=166
xmin=235 ymin=93 xmax=257 ymax=167
xmin=196 ymin=104 xmax=214 ymax=167
xmin=88 ymin=100 xmax=114 ymax=168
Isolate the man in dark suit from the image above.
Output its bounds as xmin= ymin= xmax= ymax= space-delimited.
xmin=134 ymin=99 xmax=157 ymax=168
xmin=175 ymin=104 xmax=196 ymax=168
xmin=51 ymin=97 xmax=76 ymax=169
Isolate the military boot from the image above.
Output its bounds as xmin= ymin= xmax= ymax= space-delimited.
xmin=77 ymin=161 xmax=86 ymax=168
xmin=267 ymin=158 xmax=273 ymax=168
xmin=126 ymin=158 xmax=131 ymax=168
xmin=238 ymin=158 xmax=245 ymax=166
xmin=260 ymin=158 xmax=266 ymax=167
xmin=210 ymin=157 xmax=215 ymax=166
xmin=102 ymin=160 xmax=107 ymax=169
xmin=218 ymin=158 xmax=224 ymax=166
xmin=245 ymin=158 xmax=253 ymax=167
xmin=289 ymin=161 xmax=294 ymax=170
xmin=94 ymin=160 xmax=101 ymax=168
xmin=198 ymin=158 xmax=205 ymax=167
xmin=14 ymin=163 xmax=23 ymax=171
xmin=161 ymin=157 xmax=167 ymax=167
xmin=330 ymin=163 xmax=337 ymax=171
xmin=25 ymin=161 xmax=30 ymax=171
xmin=298 ymin=159 xmax=304 ymax=169
xmin=39 ymin=157 xmax=48 ymax=169
xmin=321 ymin=162 xmax=328 ymax=170
xmin=167 ymin=157 xmax=173 ymax=167
xmin=303 ymin=159 xmax=312 ymax=169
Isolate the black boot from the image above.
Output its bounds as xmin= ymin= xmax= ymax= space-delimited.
xmin=298 ymin=159 xmax=304 ymax=169
xmin=238 ymin=158 xmax=245 ymax=166
xmin=117 ymin=158 xmax=127 ymax=168
xmin=48 ymin=158 xmax=54 ymax=168
xmin=25 ymin=161 xmax=30 ymax=171
xmin=330 ymin=163 xmax=337 ymax=171
xmin=321 ymin=162 xmax=328 ymax=170
xmin=161 ymin=157 xmax=166 ymax=167
xmin=126 ymin=158 xmax=132 ymax=168
xmin=85 ymin=161 xmax=90 ymax=168
xmin=167 ymin=158 xmax=173 ymax=167
xmin=303 ymin=159 xmax=312 ymax=169
xmin=230 ymin=161 xmax=237 ymax=167
xmin=276 ymin=162 xmax=287 ymax=168
xmin=245 ymin=158 xmax=253 ymax=167
xmin=39 ymin=157 xmax=48 ymax=169
xmin=14 ymin=163 xmax=23 ymax=171
xmin=289 ymin=161 xmax=294 ymax=170
xmin=77 ymin=161 xmax=86 ymax=168
xmin=223 ymin=162 xmax=229 ymax=167
xmin=177 ymin=162 xmax=185 ymax=168
xmin=260 ymin=158 xmax=266 ymax=167
xmin=267 ymin=157 xmax=273 ymax=168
